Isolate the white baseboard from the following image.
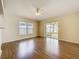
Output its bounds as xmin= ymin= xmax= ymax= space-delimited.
xmin=59 ymin=39 xmax=79 ymax=45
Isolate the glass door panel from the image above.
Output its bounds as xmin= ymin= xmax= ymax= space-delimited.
xmin=45 ymin=22 xmax=58 ymax=39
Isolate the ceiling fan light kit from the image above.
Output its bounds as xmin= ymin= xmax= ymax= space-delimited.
xmin=35 ymin=8 xmax=40 ymax=16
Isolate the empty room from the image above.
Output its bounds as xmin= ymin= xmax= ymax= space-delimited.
xmin=0 ymin=0 xmax=79 ymax=59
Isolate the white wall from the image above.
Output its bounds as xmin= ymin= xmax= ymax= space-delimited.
xmin=2 ymin=16 xmax=38 ymax=43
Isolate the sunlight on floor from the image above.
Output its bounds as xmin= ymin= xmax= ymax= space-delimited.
xmin=17 ymin=40 xmax=35 ymax=59
xmin=45 ymin=37 xmax=59 ymax=57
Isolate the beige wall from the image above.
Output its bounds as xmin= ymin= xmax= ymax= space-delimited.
xmin=40 ymin=13 xmax=79 ymax=44
xmin=1 ymin=12 xmax=79 ymax=44
xmin=59 ymin=13 xmax=79 ymax=44
xmin=37 ymin=21 xmax=40 ymax=36
xmin=2 ymin=16 xmax=38 ymax=43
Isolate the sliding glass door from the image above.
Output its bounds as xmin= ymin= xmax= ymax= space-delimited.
xmin=45 ymin=22 xmax=58 ymax=39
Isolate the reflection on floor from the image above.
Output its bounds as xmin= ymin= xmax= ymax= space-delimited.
xmin=46 ymin=34 xmax=58 ymax=39
xmin=1 ymin=37 xmax=79 ymax=59
xmin=45 ymin=37 xmax=59 ymax=57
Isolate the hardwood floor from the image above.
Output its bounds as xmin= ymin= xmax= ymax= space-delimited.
xmin=1 ymin=37 xmax=79 ymax=59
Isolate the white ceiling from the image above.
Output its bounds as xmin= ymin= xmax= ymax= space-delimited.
xmin=2 ymin=0 xmax=79 ymax=20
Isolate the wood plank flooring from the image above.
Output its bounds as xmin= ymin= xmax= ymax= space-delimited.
xmin=1 ymin=37 xmax=79 ymax=59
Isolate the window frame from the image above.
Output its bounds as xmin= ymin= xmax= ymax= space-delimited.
xmin=18 ymin=22 xmax=33 ymax=35
xmin=46 ymin=22 xmax=58 ymax=34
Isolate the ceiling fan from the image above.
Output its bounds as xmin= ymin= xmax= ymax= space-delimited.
xmin=35 ymin=8 xmax=40 ymax=16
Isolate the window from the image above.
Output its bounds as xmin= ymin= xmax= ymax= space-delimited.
xmin=53 ymin=23 xmax=58 ymax=33
xmin=46 ymin=24 xmax=51 ymax=33
xmin=27 ymin=23 xmax=33 ymax=34
xmin=46 ymin=22 xmax=58 ymax=33
xmin=18 ymin=22 xmax=33 ymax=35
xmin=19 ymin=22 xmax=27 ymax=35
